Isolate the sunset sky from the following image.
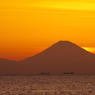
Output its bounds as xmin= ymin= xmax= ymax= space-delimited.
xmin=0 ymin=0 xmax=95 ymax=61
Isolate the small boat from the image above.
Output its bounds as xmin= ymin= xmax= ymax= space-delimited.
xmin=63 ymin=72 xmax=74 ymax=74
xmin=41 ymin=72 xmax=50 ymax=74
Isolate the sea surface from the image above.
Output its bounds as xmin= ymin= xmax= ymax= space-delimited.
xmin=0 ymin=74 xmax=95 ymax=95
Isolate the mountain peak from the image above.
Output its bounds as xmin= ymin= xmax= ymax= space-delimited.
xmin=56 ymin=40 xmax=73 ymax=44
xmin=52 ymin=40 xmax=78 ymax=49
xmin=54 ymin=40 xmax=75 ymax=45
xmin=58 ymin=40 xmax=71 ymax=42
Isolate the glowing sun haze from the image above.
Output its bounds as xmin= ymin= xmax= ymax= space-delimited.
xmin=0 ymin=0 xmax=95 ymax=61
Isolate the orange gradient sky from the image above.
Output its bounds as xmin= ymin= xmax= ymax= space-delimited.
xmin=0 ymin=0 xmax=95 ymax=61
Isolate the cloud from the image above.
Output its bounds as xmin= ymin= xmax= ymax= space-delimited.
xmin=24 ymin=1 xmax=95 ymax=11
xmin=1 ymin=1 xmax=95 ymax=11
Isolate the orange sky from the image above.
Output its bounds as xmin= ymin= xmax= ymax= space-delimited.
xmin=0 ymin=0 xmax=95 ymax=61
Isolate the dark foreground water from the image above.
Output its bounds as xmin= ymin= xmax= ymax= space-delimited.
xmin=0 ymin=74 xmax=95 ymax=95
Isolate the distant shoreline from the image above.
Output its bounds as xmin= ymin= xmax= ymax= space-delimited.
xmin=0 ymin=74 xmax=95 ymax=76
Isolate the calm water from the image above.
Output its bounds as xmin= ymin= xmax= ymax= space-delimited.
xmin=0 ymin=74 xmax=95 ymax=95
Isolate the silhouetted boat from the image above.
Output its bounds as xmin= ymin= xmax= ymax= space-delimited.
xmin=41 ymin=72 xmax=50 ymax=74
xmin=63 ymin=72 xmax=74 ymax=74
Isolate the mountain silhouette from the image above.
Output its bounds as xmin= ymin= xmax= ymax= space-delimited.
xmin=0 ymin=41 xmax=95 ymax=74
xmin=0 ymin=58 xmax=18 ymax=74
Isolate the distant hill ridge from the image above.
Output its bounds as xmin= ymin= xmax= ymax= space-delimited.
xmin=0 ymin=41 xmax=95 ymax=74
